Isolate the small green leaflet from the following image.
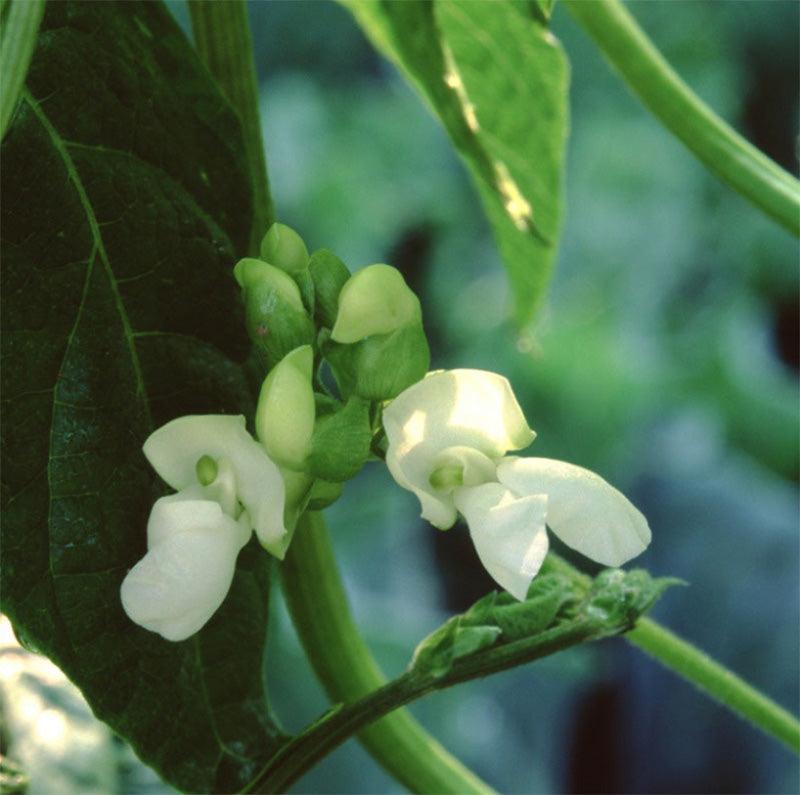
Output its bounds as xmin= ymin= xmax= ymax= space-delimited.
xmin=0 ymin=2 xmax=286 ymax=791
xmin=341 ymin=0 xmax=569 ymax=325
xmin=410 ymin=568 xmax=678 ymax=678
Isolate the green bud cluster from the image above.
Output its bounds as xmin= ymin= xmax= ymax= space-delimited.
xmin=234 ymin=223 xmax=432 ymax=519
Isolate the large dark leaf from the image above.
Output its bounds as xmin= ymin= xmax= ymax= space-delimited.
xmin=0 ymin=2 xmax=285 ymax=791
xmin=342 ymin=0 xmax=568 ymax=325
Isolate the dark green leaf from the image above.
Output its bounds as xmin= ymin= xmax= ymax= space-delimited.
xmin=342 ymin=0 xmax=568 ymax=324
xmin=0 ymin=2 xmax=286 ymax=791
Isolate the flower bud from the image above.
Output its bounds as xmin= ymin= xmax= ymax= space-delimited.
xmin=255 ymin=345 xmax=315 ymax=470
xmin=234 ymin=258 xmax=315 ymax=370
xmin=331 ymin=264 xmax=421 ymax=344
xmin=325 ymin=321 xmax=430 ymax=400
xmin=260 ymin=223 xmax=309 ymax=273
xmin=308 ymin=249 xmax=350 ymax=329
xmin=307 ymin=396 xmax=372 ymax=482
xmin=324 ymin=264 xmax=430 ymax=400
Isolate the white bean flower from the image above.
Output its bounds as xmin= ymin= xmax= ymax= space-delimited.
xmin=120 ymin=415 xmax=287 ymax=641
xmin=383 ymin=370 xmax=651 ymax=601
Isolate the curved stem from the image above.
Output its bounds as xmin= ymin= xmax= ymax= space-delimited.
xmin=627 ymin=619 xmax=800 ymax=754
xmin=280 ymin=512 xmax=495 ymax=795
xmin=188 ymin=0 xmax=274 ymax=252
xmin=0 ymin=0 xmax=45 ymax=139
xmin=547 ymin=555 xmax=800 ymax=755
xmin=255 ymin=575 xmax=615 ymax=793
xmin=562 ymin=0 xmax=800 ymax=236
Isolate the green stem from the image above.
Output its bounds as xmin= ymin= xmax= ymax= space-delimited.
xmin=255 ymin=575 xmax=620 ymax=793
xmin=0 ymin=0 xmax=45 ymax=139
xmin=184 ymin=9 xmax=490 ymax=791
xmin=188 ymin=0 xmax=274 ymax=252
xmin=547 ymin=554 xmax=800 ymax=754
xmin=562 ymin=0 xmax=800 ymax=236
xmin=627 ymin=620 xmax=800 ymax=754
xmin=280 ymin=512 xmax=495 ymax=795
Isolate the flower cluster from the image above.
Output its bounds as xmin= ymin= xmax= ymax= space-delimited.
xmin=120 ymin=223 xmax=651 ymax=641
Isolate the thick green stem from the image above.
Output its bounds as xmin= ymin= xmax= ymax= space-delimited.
xmin=547 ymin=555 xmax=800 ymax=755
xmin=562 ymin=0 xmax=800 ymax=236
xmin=188 ymin=0 xmax=273 ymax=252
xmin=281 ymin=512 xmax=494 ymax=795
xmin=0 ymin=0 xmax=45 ymax=139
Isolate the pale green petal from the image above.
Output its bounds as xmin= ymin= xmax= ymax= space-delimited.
xmin=454 ymin=483 xmax=549 ymax=601
xmin=331 ymin=264 xmax=421 ymax=343
xmin=429 ymin=446 xmax=497 ymax=492
xmin=203 ymin=457 xmax=238 ymax=518
xmin=383 ymin=370 xmax=534 ymax=527
xmin=386 ymin=444 xmax=458 ymax=529
xmin=121 ymin=509 xmax=246 ymax=641
xmin=146 ymin=494 xmax=250 ymax=550
xmin=255 ymin=345 xmax=315 ymax=470
xmin=383 ymin=369 xmax=534 ymax=459
xmin=143 ymin=415 xmax=286 ymax=547
xmin=233 ymin=257 xmax=305 ymax=312
xmin=498 ymin=457 xmax=651 ymax=567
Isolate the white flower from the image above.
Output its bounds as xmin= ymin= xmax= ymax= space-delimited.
xmin=383 ymin=369 xmax=534 ymax=530
xmin=120 ymin=491 xmax=250 ymax=641
xmin=142 ymin=415 xmax=286 ymax=549
xmin=384 ymin=370 xmax=651 ymax=600
xmin=121 ymin=415 xmax=288 ymax=641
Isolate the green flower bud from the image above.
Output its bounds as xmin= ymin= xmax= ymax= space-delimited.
xmin=256 ymin=345 xmax=315 ymax=470
xmin=331 ymin=264 xmax=421 ymax=343
xmin=260 ymin=223 xmax=310 ymax=273
xmin=323 ymin=263 xmax=430 ymax=400
xmin=308 ymin=249 xmax=350 ymax=329
xmin=308 ymin=396 xmax=372 ymax=482
xmin=234 ymin=258 xmax=315 ymax=370
xmin=325 ymin=322 xmax=431 ymax=401
xmin=306 ymin=478 xmax=344 ymax=511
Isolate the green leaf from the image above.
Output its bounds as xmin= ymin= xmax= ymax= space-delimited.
xmin=0 ymin=0 xmax=45 ymax=139
xmin=341 ymin=0 xmax=568 ymax=324
xmin=0 ymin=2 xmax=286 ymax=791
xmin=409 ymin=567 xmax=677 ymax=678
xmin=583 ymin=569 xmax=686 ymax=632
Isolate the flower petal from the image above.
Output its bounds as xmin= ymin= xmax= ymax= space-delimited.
xmin=142 ymin=415 xmax=286 ymax=547
xmin=146 ymin=495 xmax=250 ymax=550
xmin=121 ymin=509 xmax=247 ymax=641
xmin=497 ymin=457 xmax=651 ymax=567
xmin=454 ymin=482 xmax=549 ymax=601
xmin=383 ymin=370 xmax=534 ymax=529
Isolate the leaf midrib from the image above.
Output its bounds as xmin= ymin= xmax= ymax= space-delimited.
xmin=23 ymin=90 xmax=152 ymax=428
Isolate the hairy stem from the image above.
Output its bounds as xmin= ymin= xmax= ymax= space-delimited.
xmin=627 ymin=619 xmax=800 ymax=754
xmin=547 ymin=555 xmax=800 ymax=754
xmin=562 ymin=0 xmax=800 ymax=236
xmin=188 ymin=0 xmax=273 ymax=252
xmin=0 ymin=0 xmax=45 ymax=139
xmin=280 ymin=512 xmax=494 ymax=795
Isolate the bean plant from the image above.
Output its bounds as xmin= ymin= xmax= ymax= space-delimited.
xmin=1 ymin=1 xmax=798 ymax=793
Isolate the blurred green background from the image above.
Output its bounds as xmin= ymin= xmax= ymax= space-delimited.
xmin=2 ymin=1 xmax=797 ymax=793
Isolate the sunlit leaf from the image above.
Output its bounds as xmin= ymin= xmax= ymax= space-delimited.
xmin=342 ymin=0 xmax=568 ymax=324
